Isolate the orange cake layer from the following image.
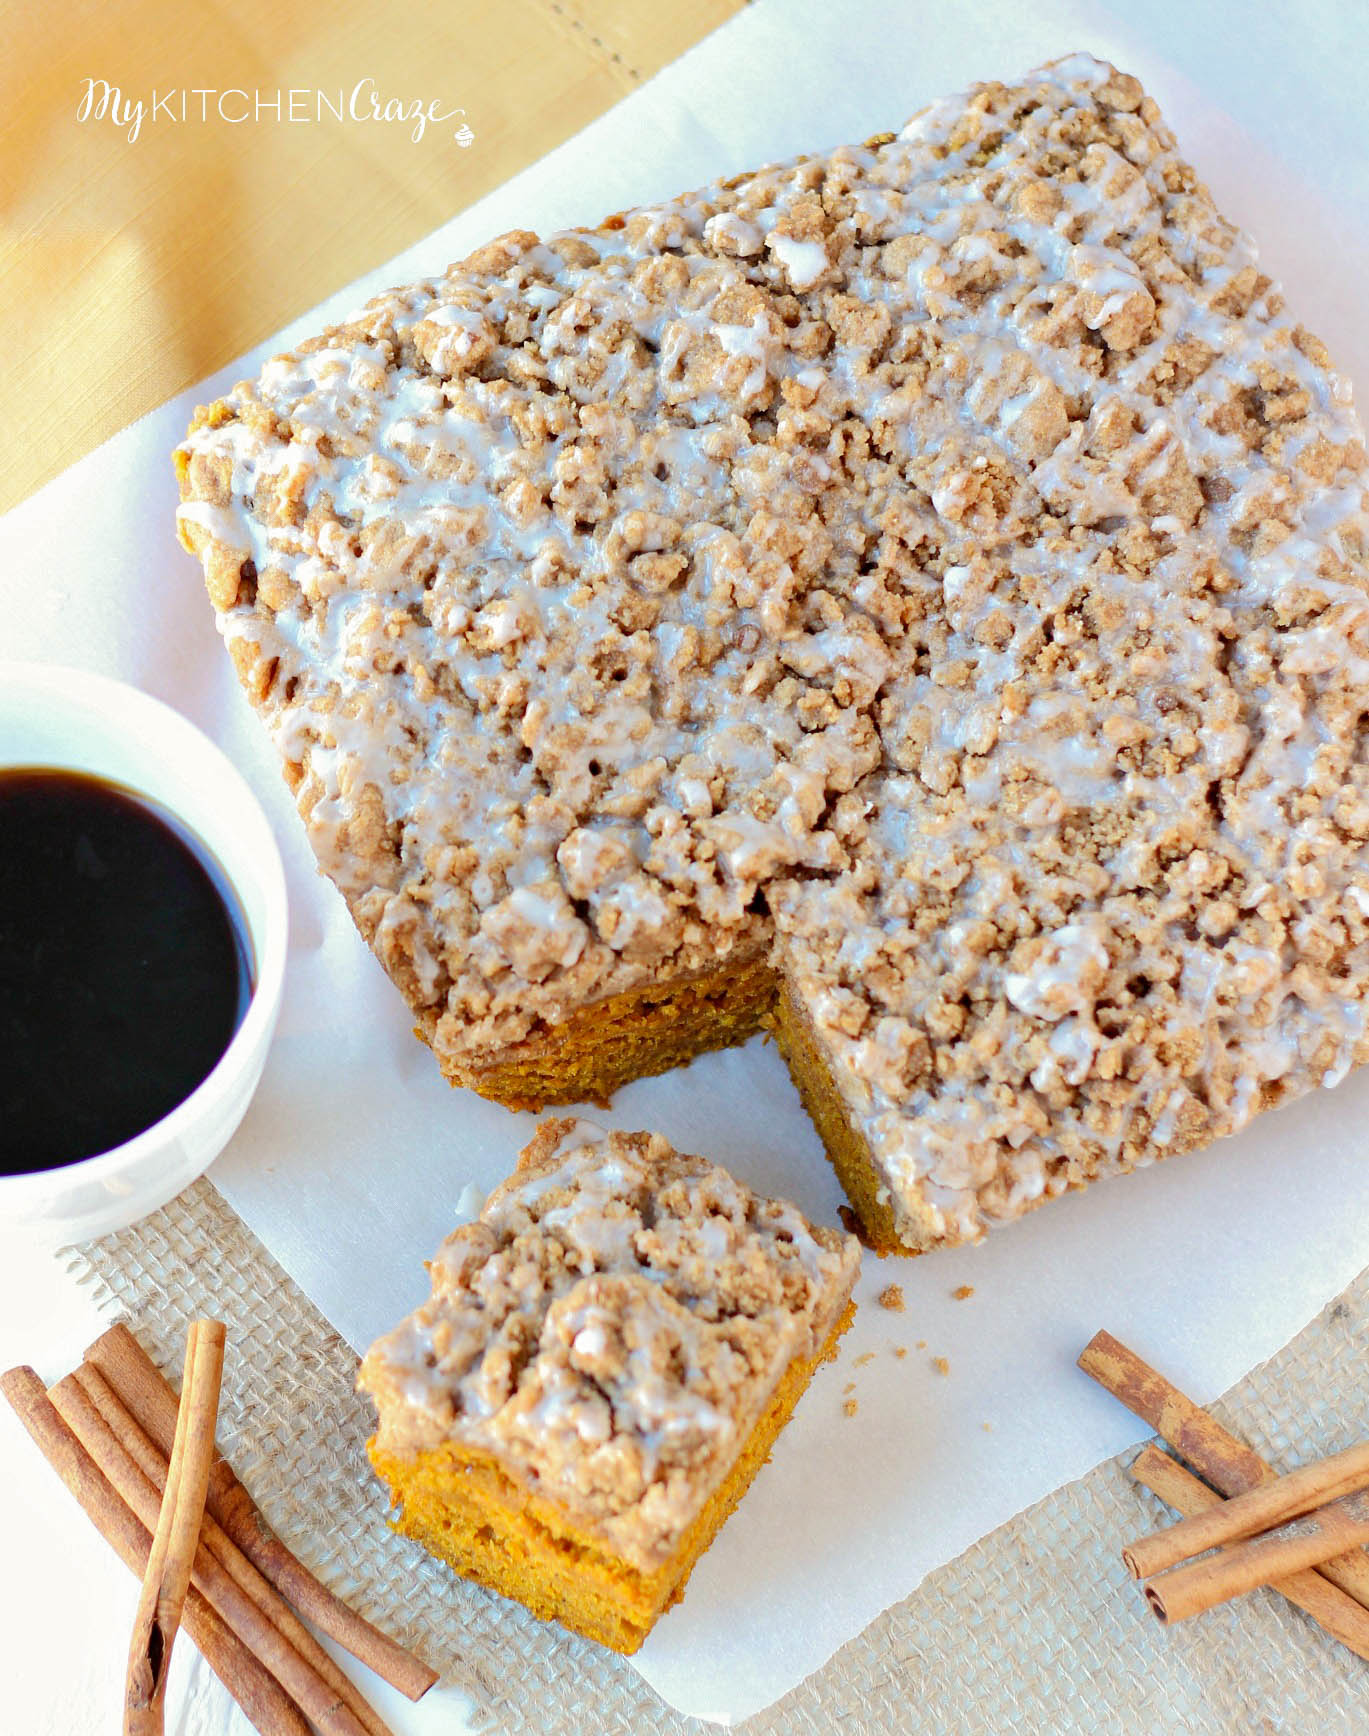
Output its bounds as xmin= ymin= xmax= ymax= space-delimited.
xmin=451 ymin=945 xmax=776 ymax=1109
xmin=358 ymin=1122 xmax=859 ymax=1652
xmin=179 ymin=54 xmax=1369 ymax=1251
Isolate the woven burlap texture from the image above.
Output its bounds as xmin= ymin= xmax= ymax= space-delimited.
xmin=65 ymin=1179 xmax=1368 ymax=1734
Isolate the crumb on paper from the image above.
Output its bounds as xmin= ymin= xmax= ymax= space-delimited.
xmin=982 ymin=1422 xmax=993 ymax=1432
xmin=952 ymin=1284 xmax=975 ymax=1301
xmin=916 ymin=1340 xmax=927 ymax=1351
xmin=843 ymin=1380 xmax=856 ymax=1396
xmin=878 ymin=1284 xmax=906 ymax=1313
xmin=933 ymin=1356 xmax=951 ymax=1376
xmin=892 ymin=1345 xmax=908 ymax=1360
xmin=853 ymin=1351 xmax=875 ymax=1368
xmin=843 ymin=1398 xmax=859 ymax=1418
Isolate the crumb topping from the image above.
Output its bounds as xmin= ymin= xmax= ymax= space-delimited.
xmin=179 ymin=52 xmax=1369 ymax=1248
xmin=357 ymin=1120 xmax=859 ymax=1569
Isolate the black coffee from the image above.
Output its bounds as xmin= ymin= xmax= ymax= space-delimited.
xmin=0 ymin=768 xmax=254 ymax=1172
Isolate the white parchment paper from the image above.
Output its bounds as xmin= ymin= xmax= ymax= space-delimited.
xmin=3 ymin=0 xmax=1368 ymax=1722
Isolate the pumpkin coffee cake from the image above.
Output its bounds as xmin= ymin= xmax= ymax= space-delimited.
xmin=176 ymin=53 xmax=1369 ymax=1252
xmin=358 ymin=1120 xmax=859 ymax=1651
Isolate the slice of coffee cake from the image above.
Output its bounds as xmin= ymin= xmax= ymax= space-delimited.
xmin=358 ymin=1121 xmax=859 ymax=1651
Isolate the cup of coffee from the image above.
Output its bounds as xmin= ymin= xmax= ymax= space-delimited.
xmin=0 ymin=661 xmax=288 ymax=1244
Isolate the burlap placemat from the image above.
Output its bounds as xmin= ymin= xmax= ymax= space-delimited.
xmin=65 ymin=1180 xmax=1368 ymax=1733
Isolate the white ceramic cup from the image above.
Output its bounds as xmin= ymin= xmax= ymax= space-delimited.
xmin=0 ymin=661 xmax=288 ymax=1245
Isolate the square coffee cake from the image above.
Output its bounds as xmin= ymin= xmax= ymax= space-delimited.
xmin=176 ymin=54 xmax=1369 ymax=1251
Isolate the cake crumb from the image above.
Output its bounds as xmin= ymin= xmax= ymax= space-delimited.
xmin=933 ymin=1356 xmax=951 ymax=1376
xmin=853 ymin=1352 xmax=875 ymax=1368
xmin=916 ymin=1340 xmax=927 ymax=1351
xmin=952 ymin=1285 xmax=975 ymax=1301
xmin=892 ymin=1346 xmax=908 ymax=1360
xmin=982 ymin=1422 xmax=993 ymax=1432
xmin=843 ymin=1398 xmax=859 ymax=1418
xmin=877 ymin=1284 xmax=906 ymax=1313
xmin=843 ymin=1380 xmax=857 ymax=1396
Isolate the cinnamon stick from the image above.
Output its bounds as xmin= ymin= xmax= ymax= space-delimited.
xmin=50 ymin=1370 xmax=383 ymax=1736
xmin=1078 ymin=1329 xmax=1369 ymax=1610
xmin=67 ymin=1362 xmax=393 ymax=1736
xmin=1146 ymin=1489 xmax=1369 ymax=1625
xmin=86 ymin=1324 xmax=437 ymax=1701
xmin=1126 ymin=1437 xmax=1369 ymax=1580
xmin=0 ymin=1366 xmax=309 ymax=1736
xmin=1130 ymin=1444 xmax=1369 ymax=1661
xmin=126 ymin=1319 xmax=226 ymax=1736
